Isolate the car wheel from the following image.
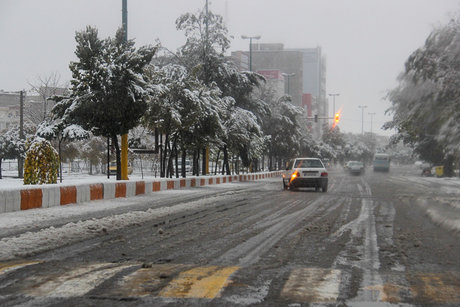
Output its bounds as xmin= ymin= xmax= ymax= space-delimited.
xmin=322 ymin=184 xmax=328 ymax=192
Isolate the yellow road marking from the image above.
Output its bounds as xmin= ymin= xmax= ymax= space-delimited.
xmin=158 ymin=266 xmax=239 ymax=299
xmin=112 ymin=264 xmax=191 ymax=297
xmin=365 ymin=283 xmax=403 ymax=303
xmin=0 ymin=261 xmax=40 ymax=275
xmin=281 ymin=268 xmax=341 ymax=303
xmin=409 ymin=272 xmax=460 ymax=304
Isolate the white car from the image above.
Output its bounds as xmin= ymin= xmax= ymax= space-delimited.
xmin=282 ymin=157 xmax=328 ymax=192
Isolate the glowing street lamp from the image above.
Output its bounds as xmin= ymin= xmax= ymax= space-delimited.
xmin=329 ymin=93 xmax=340 ymax=118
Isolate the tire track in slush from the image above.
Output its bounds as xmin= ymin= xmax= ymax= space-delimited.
xmin=213 ymin=190 xmax=344 ymax=268
xmin=331 ymin=178 xmax=384 ymax=303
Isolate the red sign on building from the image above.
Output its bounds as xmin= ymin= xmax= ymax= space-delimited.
xmin=256 ymin=70 xmax=283 ymax=80
xmin=302 ymin=93 xmax=312 ymax=117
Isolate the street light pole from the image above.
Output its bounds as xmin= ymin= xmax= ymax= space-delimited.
xmin=282 ymin=72 xmax=295 ymax=95
xmin=241 ymin=35 xmax=261 ymax=71
xmin=328 ymin=93 xmax=339 ymax=118
xmin=120 ymin=0 xmax=129 ymax=180
xmin=358 ymin=105 xmax=368 ymax=135
xmin=368 ymin=112 xmax=376 ymax=135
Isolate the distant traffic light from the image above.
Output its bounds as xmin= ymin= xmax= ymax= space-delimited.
xmin=314 ymin=114 xmax=318 ymax=123
xmin=334 ymin=112 xmax=340 ymax=124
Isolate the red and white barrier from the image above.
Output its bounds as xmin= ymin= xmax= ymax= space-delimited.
xmin=0 ymin=172 xmax=282 ymax=213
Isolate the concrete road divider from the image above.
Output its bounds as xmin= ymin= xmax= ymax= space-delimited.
xmin=0 ymin=172 xmax=282 ymax=214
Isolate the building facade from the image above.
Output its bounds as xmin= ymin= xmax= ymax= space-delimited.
xmin=231 ymin=44 xmax=327 ymax=138
xmin=0 ymin=88 xmax=64 ymax=131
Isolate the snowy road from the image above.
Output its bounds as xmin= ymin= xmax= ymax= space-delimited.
xmin=0 ymin=167 xmax=459 ymax=306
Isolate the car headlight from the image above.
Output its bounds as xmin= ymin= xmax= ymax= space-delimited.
xmin=290 ymin=171 xmax=299 ymax=181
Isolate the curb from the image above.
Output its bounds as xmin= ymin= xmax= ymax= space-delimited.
xmin=0 ymin=172 xmax=282 ymax=214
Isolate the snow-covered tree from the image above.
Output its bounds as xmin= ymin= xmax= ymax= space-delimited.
xmin=341 ymin=133 xmax=375 ymax=164
xmin=24 ymin=137 xmax=59 ymax=185
xmin=0 ymin=127 xmax=24 ymax=179
xmin=175 ymin=8 xmax=267 ymax=174
xmin=385 ymin=15 xmax=460 ymax=176
xmin=145 ymin=63 xmax=227 ymax=177
xmin=0 ymin=125 xmax=35 ymax=179
xmin=80 ymin=137 xmax=107 ymax=175
xmin=36 ymin=121 xmax=89 ymax=182
xmin=262 ymin=95 xmax=303 ymax=170
xmin=322 ymin=125 xmax=346 ymax=162
xmin=53 ymin=26 xmax=157 ymax=180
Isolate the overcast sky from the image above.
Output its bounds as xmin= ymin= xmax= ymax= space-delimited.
xmin=1 ymin=0 xmax=459 ymax=135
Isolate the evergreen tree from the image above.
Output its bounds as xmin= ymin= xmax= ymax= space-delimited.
xmin=175 ymin=9 xmax=267 ymax=173
xmin=53 ymin=26 xmax=157 ymax=179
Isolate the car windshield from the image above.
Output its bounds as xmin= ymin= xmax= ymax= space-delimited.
xmin=294 ymin=159 xmax=323 ymax=168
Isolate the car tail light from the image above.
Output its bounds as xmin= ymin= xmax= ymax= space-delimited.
xmin=321 ymin=172 xmax=328 ymax=177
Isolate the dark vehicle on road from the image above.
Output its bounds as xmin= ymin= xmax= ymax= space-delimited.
xmin=282 ymin=157 xmax=328 ymax=192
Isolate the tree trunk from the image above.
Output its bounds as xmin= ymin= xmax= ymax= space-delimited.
xmin=59 ymin=139 xmax=63 ymax=183
xmin=214 ymin=150 xmax=220 ymax=175
xmin=159 ymin=133 xmax=163 ymax=177
xmin=269 ymin=153 xmax=273 ymax=171
xmin=181 ymin=147 xmax=187 ymax=178
xmin=154 ymin=128 xmax=159 ymax=154
xmin=166 ymin=139 xmax=174 ymax=178
xmin=192 ymin=150 xmax=197 ymax=176
xmin=174 ymin=143 xmax=179 ymax=178
xmin=162 ymin=133 xmax=169 ymax=178
xmin=0 ymin=158 xmax=2 ymax=179
xmin=112 ymin=135 xmax=121 ymax=180
xmin=443 ymin=154 xmax=454 ymax=177
xmin=196 ymin=149 xmax=200 ymax=176
xmin=202 ymin=147 xmax=206 ymax=175
xmin=223 ymin=146 xmax=230 ymax=175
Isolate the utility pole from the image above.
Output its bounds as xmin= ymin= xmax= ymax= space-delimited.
xmin=204 ymin=0 xmax=210 ymax=175
xmin=358 ymin=105 xmax=367 ymax=135
xmin=18 ymin=90 xmax=25 ymax=178
xmin=121 ymin=0 xmax=129 ymax=180
xmin=368 ymin=112 xmax=376 ymax=136
xmin=241 ymin=35 xmax=261 ymax=71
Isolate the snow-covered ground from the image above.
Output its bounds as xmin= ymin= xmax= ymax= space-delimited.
xmin=388 ymin=172 xmax=460 ymax=236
